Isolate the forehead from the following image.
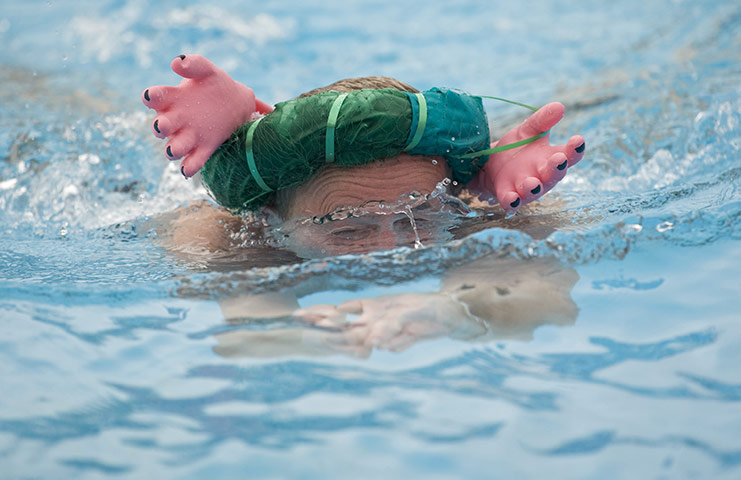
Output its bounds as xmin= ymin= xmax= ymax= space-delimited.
xmin=280 ymin=155 xmax=450 ymax=219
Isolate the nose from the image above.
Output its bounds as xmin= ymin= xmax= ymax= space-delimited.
xmin=371 ymin=216 xmax=399 ymax=250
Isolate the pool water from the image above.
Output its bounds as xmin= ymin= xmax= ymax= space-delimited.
xmin=1 ymin=0 xmax=740 ymax=478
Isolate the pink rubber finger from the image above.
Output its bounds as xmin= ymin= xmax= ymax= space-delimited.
xmin=152 ymin=115 xmax=174 ymax=139
xmin=180 ymin=147 xmax=212 ymax=178
xmin=565 ymin=135 xmax=586 ymax=166
xmin=539 ymin=152 xmax=569 ymax=187
xmin=497 ymin=190 xmax=521 ymax=212
xmin=170 ymin=54 xmax=218 ymax=80
xmin=165 ymin=131 xmax=197 ymax=161
xmin=142 ymin=85 xmax=179 ymax=111
xmin=153 ymin=110 xmax=188 ymax=139
xmin=517 ymin=176 xmax=543 ymax=202
xmin=519 ymin=102 xmax=565 ymax=138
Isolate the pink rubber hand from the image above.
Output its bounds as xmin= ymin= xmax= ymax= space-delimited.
xmin=142 ymin=54 xmax=273 ymax=178
xmin=468 ymin=102 xmax=585 ymax=214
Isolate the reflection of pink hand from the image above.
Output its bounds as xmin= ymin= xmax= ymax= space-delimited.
xmin=142 ymin=54 xmax=273 ymax=177
xmin=345 ymin=295 xmax=486 ymax=352
xmin=469 ymin=102 xmax=586 ymax=214
xmin=297 ymin=294 xmax=485 ymax=353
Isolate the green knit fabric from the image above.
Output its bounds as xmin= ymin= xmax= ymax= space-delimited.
xmin=409 ymin=88 xmax=490 ymax=183
xmin=200 ymin=87 xmax=491 ymax=211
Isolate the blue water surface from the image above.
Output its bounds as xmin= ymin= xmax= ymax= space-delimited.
xmin=1 ymin=0 xmax=740 ymax=479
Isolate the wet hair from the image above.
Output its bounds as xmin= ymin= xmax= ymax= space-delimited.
xmin=297 ymin=76 xmax=419 ymax=98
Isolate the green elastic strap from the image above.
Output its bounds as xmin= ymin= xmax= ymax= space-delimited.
xmin=475 ymin=95 xmax=539 ymax=112
xmin=245 ymin=117 xmax=272 ymax=192
xmin=460 ymin=95 xmax=549 ymax=159
xmin=460 ymin=130 xmax=549 ymax=158
xmin=404 ymin=93 xmax=427 ymax=152
xmin=325 ymin=93 xmax=349 ymax=163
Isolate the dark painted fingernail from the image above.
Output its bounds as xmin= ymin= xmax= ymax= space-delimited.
xmin=181 ymin=165 xmax=187 ymax=178
xmin=530 ymin=185 xmax=541 ymax=195
xmin=167 ymin=145 xmax=173 ymax=157
xmin=153 ymin=119 xmax=160 ymax=133
xmin=179 ymin=54 xmax=186 ymax=60
xmin=509 ymin=197 xmax=521 ymax=208
xmin=144 ymin=89 xmax=150 ymax=101
xmin=557 ymin=159 xmax=568 ymax=170
xmin=575 ymin=142 xmax=585 ymax=153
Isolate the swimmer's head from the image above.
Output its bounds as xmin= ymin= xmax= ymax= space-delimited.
xmin=271 ymin=155 xmax=454 ymax=256
xmin=264 ymin=75 xmax=456 ymax=255
xmin=270 ymin=76 xmax=451 ymax=221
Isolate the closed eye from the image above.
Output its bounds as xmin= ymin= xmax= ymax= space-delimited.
xmin=330 ymin=225 xmax=377 ymax=241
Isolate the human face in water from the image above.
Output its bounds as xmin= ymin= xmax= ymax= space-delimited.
xmin=276 ymin=155 xmax=454 ymax=256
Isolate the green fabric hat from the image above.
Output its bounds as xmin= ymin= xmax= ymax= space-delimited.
xmin=200 ymin=87 xmax=491 ymax=211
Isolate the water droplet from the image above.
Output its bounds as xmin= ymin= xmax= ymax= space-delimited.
xmin=431 ymin=159 xmax=438 ymax=165
xmin=400 ymin=205 xmax=423 ymax=249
